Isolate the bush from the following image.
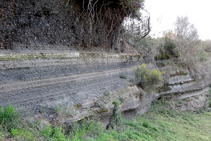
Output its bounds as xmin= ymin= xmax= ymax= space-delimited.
xmin=0 ymin=103 xmax=21 ymax=131
xmin=155 ymin=37 xmax=179 ymax=60
xmin=52 ymin=126 xmax=67 ymax=141
xmin=41 ymin=125 xmax=68 ymax=141
xmin=41 ymin=124 xmax=52 ymax=138
xmin=163 ymin=37 xmax=178 ymax=57
xmin=134 ymin=64 xmax=164 ymax=92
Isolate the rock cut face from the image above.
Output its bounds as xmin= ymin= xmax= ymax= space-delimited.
xmin=0 ymin=0 xmax=124 ymax=51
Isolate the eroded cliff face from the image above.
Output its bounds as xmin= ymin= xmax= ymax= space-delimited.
xmin=156 ymin=61 xmax=211 ymax=112
xmin=0 ymin=51 xmax=210 ymax=127
xmin=0 ymin=51 xmax=154 ymax=126
xmin=0 ymin=0 xmax=153 ymax=126
xmin=0 ymin=0 xmax=211 ymax=127
xmin=0 ymin=0 xmax=124 ymax=50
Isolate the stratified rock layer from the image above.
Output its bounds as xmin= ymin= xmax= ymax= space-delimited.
xmin=0 ymin=51 xmax=155 ymax=125
xmin=0 ymin=51 xmax=210 ymax=126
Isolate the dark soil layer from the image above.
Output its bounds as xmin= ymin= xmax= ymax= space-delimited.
xmin=0 ymin=0 xmax=123 ymax=51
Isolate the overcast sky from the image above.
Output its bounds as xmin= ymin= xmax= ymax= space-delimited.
xmin=145 ymin=0 xmax=211 ymax=40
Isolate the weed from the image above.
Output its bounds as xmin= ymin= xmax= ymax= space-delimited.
xmin=167 ymin=109 xmax=176 ymax=117
xmin=104 ymin=90 xmax=110 ymax=96
xmin=13 ymin=129 xmax=36 ymax=141
xmin=52 ymin=125 xmax=68 ymax=141
xmin=108 ymin=101 xmax=121 ymax=129
xmin=54 ymin=106 xmax=61 ymax=113
xmin=75 ymin=104 xmax=82 ymax=108
xmin=195 ymin=107 xmax=206 ymax=114
xmin=10 ymin=128 xmax=18 ymax=136
xmin=39 ymin=107 xmax=45 ymax=114
xmin=41 ymin=124 xmax=52 ymax=138
xmin=0 ymin=103 xmax=21 ymax=131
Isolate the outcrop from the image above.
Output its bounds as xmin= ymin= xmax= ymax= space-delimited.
xmin=0 ymin=51 xmax=210 ymax=127
xmin=0 ymin=0 xmax=211 ymax=127
xmin=0 ymin=51 xmax=154 ymax=125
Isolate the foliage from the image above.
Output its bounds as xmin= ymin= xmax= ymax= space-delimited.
xmin=119 ymin=0 xmax=145 ymax=16
xmin=199 ymin=50 xmax=208 ymax=61
xmin=173 ymin=16 xmax=201 ymax=75
xmin=1 ymin=102 xmax=211 ymax=140
xmin=158 ymin=17 xmax=210 ymax=78
xmin=11 ymin=129 xmax=37 ymax=141
xmin=134 ymin=64 xmax=164 ymax=92
xmin=155 ymin=52 xmax=170 ymax=60
xmin=41 ymin=124 xmax=52 ymax=138
xmin=10 ymin=128 xmax=18 ymax=136
xmin=121 ymin=0 xmax=151 ymax=50
xmin=70 ymin=120 xmax=103 ymax=141
xmin=75 ymin=0 xmax=150 ymax=48
xmin=41 ymin=125 xmax=69 ymax=141
xmin=108 ymin=101 xmax=121 ymax=129
xmin=155 ymin=34 xmax=179 ymax=60
xmin=52 ymin=125 xmax=68 ymax=141
xmin=163 ymin=37 xmax=179 ymax=57
xmin=0 ymin=103 xmax=21 ymax=131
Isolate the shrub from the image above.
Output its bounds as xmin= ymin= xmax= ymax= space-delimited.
xmin=134 ymin=64 xmax=164 ymax=92
xmin=10 ymin=128 xmax=18 ymax=136
xmin=52 ymin=126 xmax=67 ymax=141
xmin=163 ymin=37 xmax=178 ymax=57
xmin=0 ymin=103 xmax=21 ymax=131
xmin=41 ymin=124 xmax=52 ymax=138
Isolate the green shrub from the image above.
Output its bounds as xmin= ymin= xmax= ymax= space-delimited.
xmin=10 ymin=128 xmax=18 ymax=136
xmin=41 ymin=124 xmax=52 ymax=138
xmin=155 ymin=52 xmax=170 ymax=60
xmin=163 ymin=37 xmax=178 ymax=56
xmin=52 ymin=125 xmax=67 ymax=141
xmin=134 ymin=64 xmax=164 ymax=92
xmin=0 ymin=103 xmax=21 ymax=131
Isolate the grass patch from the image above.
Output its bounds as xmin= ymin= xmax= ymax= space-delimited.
xmin=0 ymin=103 xmax=21 ymax=131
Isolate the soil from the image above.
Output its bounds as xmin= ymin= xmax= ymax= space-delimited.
xmin=0 ymin=0 xmax=123 ymax=51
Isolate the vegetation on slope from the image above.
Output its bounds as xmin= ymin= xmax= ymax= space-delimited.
xmin=126 ymin=16 xmax=211 ymax=79
xmin=1 ymin=100 xmax=211 ymax=141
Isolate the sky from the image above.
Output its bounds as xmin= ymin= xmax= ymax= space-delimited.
xmin=144 ymin=0 xmax=211 ymax=40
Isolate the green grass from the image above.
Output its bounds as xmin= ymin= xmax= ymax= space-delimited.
xmin=142 ymin=111 xmax=211 ymax=141
xmin=1 ymin=103 xmax=211 ymax=141
xmin=0 ymin=103 xmax=21 ymax=131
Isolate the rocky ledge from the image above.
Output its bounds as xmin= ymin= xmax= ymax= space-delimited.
xmin=0 ymin=50 xmax=210 ymax=127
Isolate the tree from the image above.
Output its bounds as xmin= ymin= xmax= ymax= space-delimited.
xmin=174 ymin=16 xmax=200 ymax=75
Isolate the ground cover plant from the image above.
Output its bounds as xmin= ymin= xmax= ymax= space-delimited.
xmin=0 ymin=101 xmax=211 ymax=140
